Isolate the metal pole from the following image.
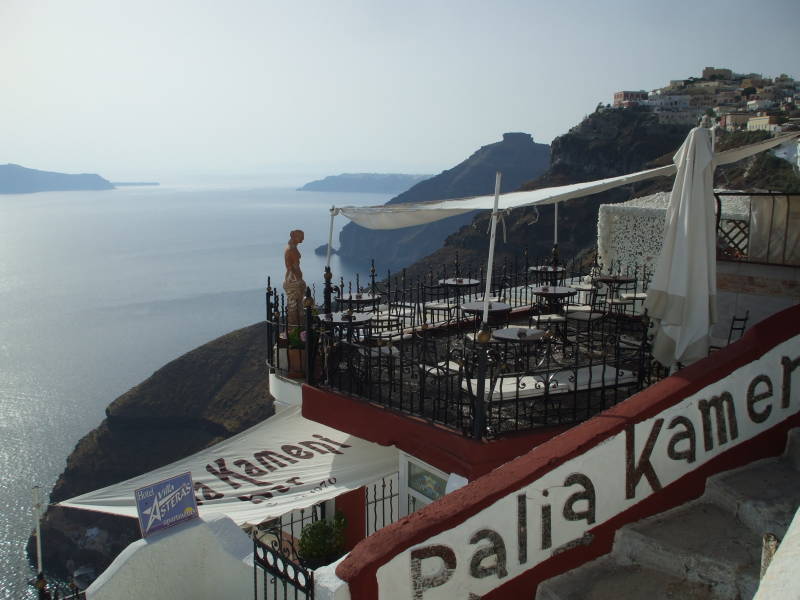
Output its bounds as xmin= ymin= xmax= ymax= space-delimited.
xmin=482 ymin=172 xmax=502 ymax=324
xmin=554 ymin=201 xmax=559 ymax=244
xmin=32 ymin=486 xmax=43 ymax=574
xmin=326 ymin=207 xmax=336 ymax=269
xmin=303 ymin=287 xmax=315 ymax=386
xmin=265 ymin=278 xmax=274 ymax=369
xmin=472 ymin=348 xmax=488 ymax=439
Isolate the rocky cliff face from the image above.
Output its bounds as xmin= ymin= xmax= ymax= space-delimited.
xmin=336 ymin=132 xmax=550 ymax=271
xmin=396 ymin=109 xmax=692 ymax=279
xmin=34 ymin=323 xmax=273 ymax=580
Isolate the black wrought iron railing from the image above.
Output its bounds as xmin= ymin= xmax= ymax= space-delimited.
xmin=366 ymin=473 xmax=400 ymax=537
xmin=716 ymin=192 xmax=800 ymax=267
xmin=252 ymin=505 xmax=322 ymax=600
xmin=266 ymin=252 xmax=663 ymax=439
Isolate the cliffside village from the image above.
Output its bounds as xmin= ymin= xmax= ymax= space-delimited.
xmin=612 ymin=66 xmax=799 ymax=142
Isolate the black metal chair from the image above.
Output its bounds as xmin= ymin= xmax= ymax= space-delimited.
xmin=709 ymin=310 xmax=750 ymax=352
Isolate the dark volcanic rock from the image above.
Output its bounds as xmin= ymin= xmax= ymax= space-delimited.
xmin=34 ymin=322 xmax=273 ymax=580
xmin=298 ymin=173 xmax=430 ymax=194
xmin=336 ymin=132 xmax=550 ymax=271
xmin=0 ymin=163 xmax=114 ymax=194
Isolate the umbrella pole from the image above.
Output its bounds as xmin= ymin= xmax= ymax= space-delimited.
xmin=481 ymin=172 xmax=502 ymax=325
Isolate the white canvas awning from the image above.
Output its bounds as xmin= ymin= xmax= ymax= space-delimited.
xmin=332 ymin=132 xmax=799 ymax=231
xmin=59 ymin=407 xmax=398 ymax=526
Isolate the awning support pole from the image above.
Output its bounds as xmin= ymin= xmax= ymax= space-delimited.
xmin=481 ymin=172 xmax=502 ymax=324
xmin=326 ymin=207 xmax=336 ymax=269
xmin=324 ymin=207 xmax=336 ymax=315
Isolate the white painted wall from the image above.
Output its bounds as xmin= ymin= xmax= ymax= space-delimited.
xmin=86 ymin=514 xmax=257 ymax=600
xmin=270 ymin=371 xmax=304 ymax=408
xmin=314 ymin=555 xmax=352 ymax=600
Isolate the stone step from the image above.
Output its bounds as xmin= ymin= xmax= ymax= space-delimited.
xmin=785 ymin=427 xmax=800 ymax=472
xmin=704 ymin=456 xmax=800 ymax=538
xmin=536 ymin=556 xmax=721 ymax=600
xmin=615 ymin=502 xmax=760 ymax=599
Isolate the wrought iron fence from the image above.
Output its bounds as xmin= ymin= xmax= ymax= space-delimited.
xmin=366 ymin=473 xmax=400 ymax=536
xmin=252 ymin=504 xmax=323 ymax=600
xmin=267 ymin=252 xmax=664 ymax=439
xmin=716 ymin=192 xmax=800 ymax=267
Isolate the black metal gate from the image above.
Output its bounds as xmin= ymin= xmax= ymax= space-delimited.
xmin=252 ymin=506 xmax=322 ymax=600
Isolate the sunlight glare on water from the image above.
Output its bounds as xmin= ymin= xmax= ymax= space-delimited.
xmin=0 ymin=182 xmax=388 ymax=598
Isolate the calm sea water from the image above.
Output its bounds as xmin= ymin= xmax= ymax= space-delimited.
xmin=0 ymin=183 xmax=390 ymax=598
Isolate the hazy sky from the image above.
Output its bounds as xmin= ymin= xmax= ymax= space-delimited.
xmin=2 ymin=0 xmax=798 ymax=182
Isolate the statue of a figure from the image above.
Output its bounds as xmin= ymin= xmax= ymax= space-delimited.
xmin=283 ymin=229 xmax=307 ymax=328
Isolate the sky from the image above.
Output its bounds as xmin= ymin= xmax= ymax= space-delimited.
xmin=1 ymin=0 xmax=798 ymax=183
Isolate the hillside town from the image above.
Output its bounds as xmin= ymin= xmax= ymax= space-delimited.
xmin=612 ymin=67 xmax=800 ymax=138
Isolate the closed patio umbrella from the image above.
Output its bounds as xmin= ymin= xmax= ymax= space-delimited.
xmin=644 ymin=126 xmax=716 ymax=367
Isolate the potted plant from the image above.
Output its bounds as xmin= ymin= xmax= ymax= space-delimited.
xmin=297 ymin=512 xmax=347 ymax=569
xmin=286 ymin=326 xmax=307 ymax=378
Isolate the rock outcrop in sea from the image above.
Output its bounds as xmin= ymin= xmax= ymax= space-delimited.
xmin=298 ymin=173 xmax=430 ymax=194
xmin=32 ymin=323 xmax=273 ymax=580
xmin=335 ymin=132 xmax=551 ymax=271
xmin=1 ymin=164 xmax=114 ymax=194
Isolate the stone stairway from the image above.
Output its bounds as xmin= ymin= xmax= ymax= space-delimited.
xmin=537 ymin=428 xmax=800 ymax=600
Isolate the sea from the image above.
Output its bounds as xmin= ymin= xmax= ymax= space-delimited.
xmin=0 ymin=182 xmax=391 ymax=599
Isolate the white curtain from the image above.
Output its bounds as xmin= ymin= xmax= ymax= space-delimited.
xmin=749 ymin=195 xmax=800 ymax=265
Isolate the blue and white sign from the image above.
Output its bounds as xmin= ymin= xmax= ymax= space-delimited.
xmin=135 ymin=472 xmax=198 ymax=538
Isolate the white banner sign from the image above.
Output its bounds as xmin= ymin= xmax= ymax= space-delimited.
xmin=60 ymin=407 xmax=398 ymax=526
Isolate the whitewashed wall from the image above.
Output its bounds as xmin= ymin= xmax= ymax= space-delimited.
xmin=86 ymin=514 xmax=257 ymax=600
xmin=597 ymin=202 xmax=666 ymax=270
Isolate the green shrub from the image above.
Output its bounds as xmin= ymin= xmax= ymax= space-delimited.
xmin=298 ymin=512 xmax=346 ymax=568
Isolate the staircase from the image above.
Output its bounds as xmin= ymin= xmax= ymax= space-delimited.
xmin=537 ymin=428 xmax=800 ymax=600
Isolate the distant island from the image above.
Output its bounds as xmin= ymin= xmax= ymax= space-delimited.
xmin=0 ymin=163 xmax=114 ymax=194
xmin=111 ymin=181 xmax=160 ymax=187
xmin=298 ymin=172 xmax=430 ymax=194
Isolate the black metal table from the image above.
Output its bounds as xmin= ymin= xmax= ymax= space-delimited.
xmin=492 ymin=327 xmax=545 ymax=343
xmin=461 ymin=300 xmax=511 ymax=329
xmin=438 ymin=278 xmax=481 ymax=320
xmin=594 ymin=275 xmax=635 ymax=298
xmin=338 ymin=293 xmax=380 ymax=312
xmin=460 ymin=300 xmax=511 ymax=316
xmin=320 ymin=311 xmax=373 ymax=343
xmin=529 ymin=285 xmax=578 ymax=314
xmin=528 ymin=265 xmax=566 ymax=286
